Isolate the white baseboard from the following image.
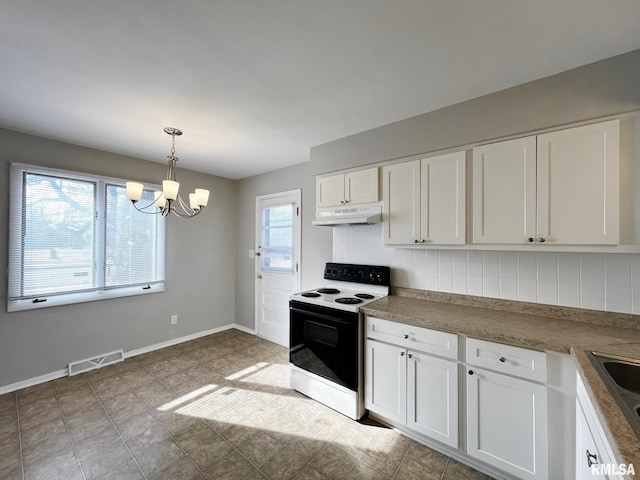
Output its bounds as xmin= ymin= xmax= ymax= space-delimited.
xmin=0 ymin=323 xmax=254 ymax=395
xmin=232 ymin=323 xmax=256 ymax=335
xmin=124 ymin=324 xmax=236 ymax=358
xmin=0 ymin=369 xmax=69 ymax=396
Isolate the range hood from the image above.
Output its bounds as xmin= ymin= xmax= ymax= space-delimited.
xmin=312 ymin=205 xmax=382 ymax=226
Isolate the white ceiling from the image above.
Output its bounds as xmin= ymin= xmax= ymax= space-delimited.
xmin=2 ymin=1 xmax=640 ymax=179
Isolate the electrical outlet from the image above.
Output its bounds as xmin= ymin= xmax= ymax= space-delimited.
xmin=171 ymin=315 xmax=178 ymax=325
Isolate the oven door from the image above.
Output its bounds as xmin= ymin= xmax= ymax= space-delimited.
xmin=289 ymin=300 xmax=359 ymax=391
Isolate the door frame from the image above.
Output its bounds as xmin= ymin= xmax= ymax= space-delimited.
xmin=254 ymin=189 xmax=301 ymax=339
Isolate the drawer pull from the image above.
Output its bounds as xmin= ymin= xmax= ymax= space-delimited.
xmin=499 ymin=356 xmax=506 ymax=363
xmin=407 ymin=353 xmax=413 ymax=359
xmin=586 ymin=449 xmax=598 ymax=467
xmin=400 ymin=351 xmax=405 ymax=356
xmin=468 ymin=370 xmax=474 ymax=375
xmin=403 ymin=334 xmax=409 ymax=339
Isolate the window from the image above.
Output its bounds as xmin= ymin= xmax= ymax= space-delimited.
xmin=8 ymin=163 xmax=165 ymax=312
xmin=260 ymin=204 xmax=294 ymax=271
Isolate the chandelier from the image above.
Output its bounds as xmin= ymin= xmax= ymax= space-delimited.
xmin=126 ymin=127 xmax=210 ymax=218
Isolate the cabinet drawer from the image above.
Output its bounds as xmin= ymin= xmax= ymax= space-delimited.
xmin=466 ymin=338 xmax=546 ymax=383
xmin=366 ymin=316 xmax=458 ymax=360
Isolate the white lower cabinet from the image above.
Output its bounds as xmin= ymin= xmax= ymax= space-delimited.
xmin=406 ymin=350 xmax=458 ymax=447
xmin=466 ymin=366 xmax=548 ymax=480
xmin=364 ymin=317 xmax=459 ymax=449
xmin=364 ymin=339 xmax=406 ymax=424
xmin=364 ymin=318 xmax=588 ymax=480
xmin=575 ymin=373 xmax=623 ymax=480
xmin=466 ymin=338 xmax=548 ymax=480
xmin=576 ymin=398 xmax=608 ymax=480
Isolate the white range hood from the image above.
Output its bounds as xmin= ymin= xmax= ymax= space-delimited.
xmin=312 ymin=205 xmax=381 ymax=226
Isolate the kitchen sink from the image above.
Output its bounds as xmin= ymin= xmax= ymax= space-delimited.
xmin=603 ymin=360 xmax=640 ymax=395
xmin=588 ymin=351 xmax=640 ymax=440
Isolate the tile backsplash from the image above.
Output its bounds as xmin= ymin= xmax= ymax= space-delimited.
xmin=333 ymin=224 xmax=640 ymax=315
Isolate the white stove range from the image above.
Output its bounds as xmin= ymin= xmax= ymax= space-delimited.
xmin=289 ymin=263 xmax=391 ymax=419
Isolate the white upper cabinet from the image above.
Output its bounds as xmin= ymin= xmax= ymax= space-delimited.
xmin=382 ymin=160 xmax=421 ymax=244
xmin=383 ymin=151 xmax=466 ymax=245
xmin=472 ymin=137 xmax=537 ymax=244
xmin=421 ymin=152 xmax=466 ymax=244
xmin=316 ymin=173 xmax=344 ymax=208
xmin=537 ymin=120 xmax=619 ymax=245
xmin=472 ymin=119 xmax=620 ymax=245
xmin=316 ymin=167 xmax=379 ymax=208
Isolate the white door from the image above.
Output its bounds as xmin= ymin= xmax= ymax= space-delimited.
xmin=467 ymin=367 xmax=548 ymax=480
xmin=472 ymin=137 xmax=537 ymax=244
xmin=407 ymin=351 xmax=458 ymax=448
xmin=382 ymin=160 xmax=421 ymax=245
xmin=364 ymin=339 xmax=407 ymax=424
xmin=537 ymin=119 xmax=619 ymax=245
xmin=421 ymin=151 xmax=466 ymax=245
xmin=255 ymin=190 xmax=301 ymax=347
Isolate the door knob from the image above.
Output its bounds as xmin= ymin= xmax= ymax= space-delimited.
xmin=256 ymin=274 xmax=263 ymax=279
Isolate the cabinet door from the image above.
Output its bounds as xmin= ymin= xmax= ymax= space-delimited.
xmin=382 ymin=160 xmax=420 ymax=245
xmin=407 ymin=351 xmax=458 ymax=448
xmin=316 ymin=174 xmax=345 ymax=208
xmin=537 ymin=120 xmax=619 ymax=245
xmin=364 ymin=339 xmax=407 ymax=424
xmin=421 ymin=151 xmax=466 ymax=244
xmin=576 ymin=399 xmax=607 ymax=480
xmin=467 ymin=368 xmax=548 ymax=480
xmin=345 ymin=168 xmax=379 ymax=205
xmin=472 ymin=137 xmax=537 ymax=244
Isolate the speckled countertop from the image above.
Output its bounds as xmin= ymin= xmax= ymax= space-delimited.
xmin=360 ymin=289 xmax=640 ymax=469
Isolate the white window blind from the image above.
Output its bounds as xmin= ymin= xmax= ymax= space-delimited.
xmin=8 ymin=164 xmax=165 ymax=312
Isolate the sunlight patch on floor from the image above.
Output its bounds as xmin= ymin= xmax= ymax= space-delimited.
xmin=156 ymin=383 xmax=218 ymax=411
xmin=152 ymin=364 xmax=405 ymax=456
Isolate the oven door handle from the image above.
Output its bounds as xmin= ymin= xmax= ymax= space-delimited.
xmin=290 ymin=307 xmax=354 ymax=326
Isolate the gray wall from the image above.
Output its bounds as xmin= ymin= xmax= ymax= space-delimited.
xmin=311 ymin=49 xmax=640 ymax=175
xmin=235 ymin=162 xmax=333 ymax=330
xmin=0 ymin=129 xmax=237 ymax=387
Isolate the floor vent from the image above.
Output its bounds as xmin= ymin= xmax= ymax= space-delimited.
xmin=68 ymin=349 xmax=124 ymax=376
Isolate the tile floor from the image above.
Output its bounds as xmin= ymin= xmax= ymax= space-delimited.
xmin=0 ymin=329 xmax=494 ymax=480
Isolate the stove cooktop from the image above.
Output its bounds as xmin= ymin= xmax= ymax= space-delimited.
xmin=291 ymin=263 xmax=391 ymax=312
xmin=291 ymin=287 xmax=385 ymax=312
